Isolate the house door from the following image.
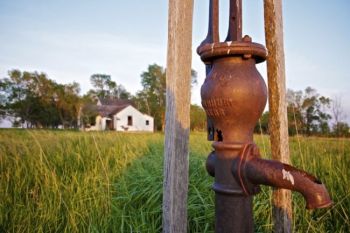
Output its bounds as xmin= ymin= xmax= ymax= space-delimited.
xmin=106 ymin=119 xmax=113 ymax=130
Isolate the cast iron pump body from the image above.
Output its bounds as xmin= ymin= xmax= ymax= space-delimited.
xmin=198 ymin=0 xmax=332 ymax=232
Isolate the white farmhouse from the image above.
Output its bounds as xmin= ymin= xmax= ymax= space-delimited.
xmin=85 ymin=98 xmax=154 ymax=132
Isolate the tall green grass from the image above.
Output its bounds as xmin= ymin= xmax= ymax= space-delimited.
xmin=0 ymin=130 xmax=157 ymax=232
xmin=0 ymin=130 xmax=349 ymax=232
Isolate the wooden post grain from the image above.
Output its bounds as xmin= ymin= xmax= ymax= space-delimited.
xmin=263 ymin=0 xmax=293 ymax=232
xmin=163 ymin=0 xmax=194 ymax=232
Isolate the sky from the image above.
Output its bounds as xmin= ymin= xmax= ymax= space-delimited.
xmin=1 ymin=0 xmax=350 ymax=125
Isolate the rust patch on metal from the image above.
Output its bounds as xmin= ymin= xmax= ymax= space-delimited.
xmin=202 ymin=98 xmax=234 ymax=108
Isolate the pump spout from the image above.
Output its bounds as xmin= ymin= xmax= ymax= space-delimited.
xmin=232 ymin=144 xmax=332 ymax=209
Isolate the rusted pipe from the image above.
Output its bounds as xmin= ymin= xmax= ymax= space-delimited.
xmin=200 ymin=0 xmax=219 ymax=46
xmin=226 ymin=0 xmax=242 ymax=41
xmin=231 ymin=144 xmax=332 ymax=209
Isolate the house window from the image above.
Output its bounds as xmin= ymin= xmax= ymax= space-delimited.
xmin=127 ymin=116 xmax=133 ymax=126
xmin=145 ymin=120 xmax=149 ymax=126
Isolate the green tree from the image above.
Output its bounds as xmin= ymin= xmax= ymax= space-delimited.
xmin=137 ymin=64 xmax=166 ymax=131
xmin=332 ymin=122 xmax=349 ymax=137
xmin=287 ymin=105 xmax=304 ymax=136
xmin=134 ymin=64 xmax=197 ymax=131
xmin=286 ymin=89 xmax=304 ymax=136
xmin=302 ymin=87 xmax=331 ymax=135
xmin=90 ymin=74 xmax=131 ymax=99
xmin=254 ymin=111 xmax=269 ymax=134
xmin=114 ymin=85 xmax=131 ymax=100
xmin=54 ymin=82 xmax=82 ymax=128
xmin=190 ymin=104 xmax=206 ymax=131
xmin=90 ymin=74 xmax=112 ymax=98
xmin=0 ymin=69 xmax=81 ymax=128
xmin=331 ymin=95 xmax=348 ymax=137
xmin=287 ymin=87 xmax=331 ymax=136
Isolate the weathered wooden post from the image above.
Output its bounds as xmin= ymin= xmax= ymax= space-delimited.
xmin=264 ymin=0 xmax=292 ymax=232
xmin=162 ymin=0 xmax=194 ymax=232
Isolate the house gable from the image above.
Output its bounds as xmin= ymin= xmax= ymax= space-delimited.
xmin=114 ymin=105 xmax=154 ymax=132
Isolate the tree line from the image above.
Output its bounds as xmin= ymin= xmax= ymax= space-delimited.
xmin=0 ymin=70 xmax=81 ymax=128
xmin=1 ymin=65 xmax=348 ymax=136
xmin=255 ymin=87 xmax=349 ymax=137
xmin=0 ymin=64 xmax=205 ymax=131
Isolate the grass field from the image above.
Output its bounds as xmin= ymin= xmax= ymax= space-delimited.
xmin=0 ymin=130 xmax=349 ymax=232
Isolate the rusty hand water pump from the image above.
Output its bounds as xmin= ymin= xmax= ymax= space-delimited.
xmin=198 ymin=0 xmax=332 ymax=232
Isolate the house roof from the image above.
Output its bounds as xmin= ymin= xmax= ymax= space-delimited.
xmin=84 ymin=98 xmax=135 ymax=117
xmin=98 ymin=98 xmax=133 ymax=106
xmin=96 ymin=105 xmax=129 ymax=117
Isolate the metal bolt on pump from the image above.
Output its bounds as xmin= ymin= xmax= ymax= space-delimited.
xmin=197 ymin=0 xmax=332 ymax=232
